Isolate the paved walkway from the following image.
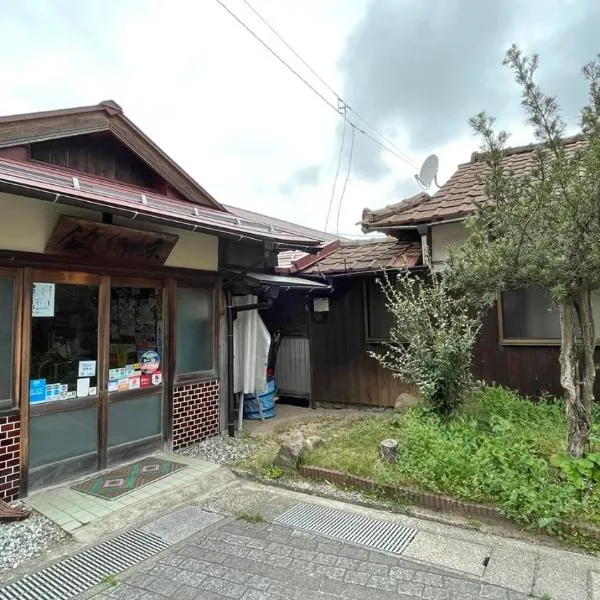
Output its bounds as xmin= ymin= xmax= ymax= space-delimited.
xmin=5 ymin=460 xmax=600 ymax=599
xmin=81 ymin=518 xmax=524 ymax=600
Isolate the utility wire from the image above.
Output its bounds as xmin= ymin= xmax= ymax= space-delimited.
xmin=239 ymin=0 xmax=418 ymax=170
xmin=324 ymin=118 xmax=347 ymax=232
xmin=336 ymin=124 xmax=356 ymax=237
xmin=215 ymin=0 xmax=417 ymax=170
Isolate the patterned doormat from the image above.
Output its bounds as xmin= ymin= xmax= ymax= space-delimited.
xmin=70 ymin=457 xmax=188 ymax=500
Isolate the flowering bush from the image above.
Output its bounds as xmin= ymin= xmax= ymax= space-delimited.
xmin=370 ymin=267 xmax=482 ymax=415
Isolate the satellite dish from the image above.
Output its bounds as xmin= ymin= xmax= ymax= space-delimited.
xmin=415 ymin=154 xmax=439 ymax=189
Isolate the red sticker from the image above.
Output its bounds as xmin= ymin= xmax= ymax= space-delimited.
xmin=140 ymin=375 xmax=152 ymax=388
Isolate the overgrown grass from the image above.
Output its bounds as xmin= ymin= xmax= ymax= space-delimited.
xmin=303 ymin=386 xmax=600 ymax=537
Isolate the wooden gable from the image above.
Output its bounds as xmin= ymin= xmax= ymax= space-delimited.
xmin=0 ymin=100 xmax=223 ymax=210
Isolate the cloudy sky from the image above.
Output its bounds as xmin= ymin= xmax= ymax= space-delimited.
xmin=1 ymin=0 xmax=599 ymax=236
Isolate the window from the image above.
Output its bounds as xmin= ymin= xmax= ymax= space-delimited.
xmin=108 ymin=286 xmax=163 ymax=392
xmin=0 ymin=276 xmax=16 ymax=410
xmin=365 ymin=279 xmax=394 ymax=342
xmin=500 ymin=287 xmax=600 ymax=343
xmin=30 ymin=282 xmax=99 ymax=403
xmin=176 ymin=286 xmax=214 ymax=375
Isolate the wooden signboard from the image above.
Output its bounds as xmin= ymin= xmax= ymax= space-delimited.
xmin=46 ymin=216 xmax=179 ymax=265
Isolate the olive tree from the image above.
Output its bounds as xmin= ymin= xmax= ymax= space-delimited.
xmin=449 ymin=46 xmax=600 ymax=457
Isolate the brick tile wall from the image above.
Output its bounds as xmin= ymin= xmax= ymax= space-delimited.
xmin=0 ymin=414 xmax=21 ymax=501
xmin=172 ymin=379 xmax=220 ymax=450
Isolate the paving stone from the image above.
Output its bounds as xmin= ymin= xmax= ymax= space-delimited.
xmin=158 ymin=554 xmax=185 ymax=567
xmin=292 ymin=548 xmax=318 ymax=561
xmin=357 ymin=561 xmax=389 ymax=576
xmin=335 ymin=556 xmax=360 ymax=570
xmin=127 ymin=574 xmax=178 ymax=596
xmin=397 ymin=581 xmax=425 ymax=597
xmin=171 ymin=584 xmax=200 ymax=600
xmin=247 ymin=574 xmax=272 ymax=590
xmin=422 ymin=587 xmax=450 ymax=599
xmin=337 ymin=545 xmax=371 ymax=561
xmin=413 ymin=571 xmax=444 ymax=587
xmin=315 ymin=565 xmax=346 ymax=580
xmin=443 ymin=577 xmax=481 ymax=596
xmin=316 ymin=541 xmax=343 ymax=556
xmin=390 ymin=566 xmax=416 ymax=581
xmin=312 ymin=552 xmax=338 ymax=566
xmin=106 ymin=585 xmax=146 ymax=600
xmin=148 ymin=564 xmax=183 ymax=580
xmin=198 ymin=576 xmax=247 ymax=598
xmin=171 ymin=569 xmax=207 ymax=587
xmin=478 ymin=585 xmax=509 ymax=600
xmin=367 ymin=575 xmax=397 ymax=591
xmin=344 ymin=571 xmax=371 ymax=586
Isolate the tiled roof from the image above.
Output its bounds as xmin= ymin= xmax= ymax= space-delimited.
xmin=362 ymin=135 xmax=587 ymax=226
xmin=296 ymin=238 xmax=422 ymax=275
xmin=360 ymin=192 xmax=431 ymax=231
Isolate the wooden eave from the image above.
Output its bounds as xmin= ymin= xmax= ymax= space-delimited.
xmin=0 ymin=100 xmax=224 ymax=211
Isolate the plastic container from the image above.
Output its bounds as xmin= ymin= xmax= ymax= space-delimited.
xmin=243 ymin=377 xmax=277 ymax=420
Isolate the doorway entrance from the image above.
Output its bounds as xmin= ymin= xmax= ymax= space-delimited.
xmin=27 ymin=272 xmax=165 ymax=490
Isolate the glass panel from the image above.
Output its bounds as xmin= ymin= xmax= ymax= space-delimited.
xmin=29 ymin=407 xmax=97 ymax=468
xmin=0 ymin=277 xmax=15 ymax=402
xmin=30 ymin=283 xmax=99 ymax=403
xmin=176 ymin=287 xmax=214 ymax=373
xmin=502 ymin=287 xmax=561 ymax=339
xmin=367 ymin=280 xmax=394 ymax=340
xmin=108 ymin=394 xmax=162 ymax=447
xmin=109 ymin=287 xmax=163 ymax=392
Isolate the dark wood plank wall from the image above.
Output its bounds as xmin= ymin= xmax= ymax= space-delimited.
xmin=261 ymin=293 xmax=309 ymax=337
xmin=473 ymin=304 xmax=600 ymax=398
xmin=308 ymin=280 xmax=415 ymax=407
xmin=29 ymin=132 xmax=159 ymax=189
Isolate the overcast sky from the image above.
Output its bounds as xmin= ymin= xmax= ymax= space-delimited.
xmin=1 ymin=0 xmax=599 ymax=236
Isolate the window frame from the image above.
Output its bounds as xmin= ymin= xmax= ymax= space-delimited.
xmin=498 ymin=289 xmax=565 ymax=347
xmin=0 ymin=267 xmax=23 ymax=413
xmin=173 ymin=281 xmax=218 ymax=384
xmin=363 ymin=278 xmax=393 ymax=344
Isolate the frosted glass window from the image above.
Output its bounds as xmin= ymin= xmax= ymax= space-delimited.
xmin=108 ymin=395 xmax=162 ymax=447
xmin=176 ymin=287 xmax=213 ymax=374
xmin=29 ymin=407 xmax=97 ymax=468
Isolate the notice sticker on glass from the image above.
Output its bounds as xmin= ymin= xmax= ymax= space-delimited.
xmin=108 ymin=368 xmax=120 ymax=381
xmin=88 ymin=386 xmax=97 ymax=396
xmin=151 ymin=371 xmax=163 ymax=386
xmin=32 ymin=283 xmax=55 ymax=317
xmin=108 ymin=380 xmax=119 ymax=393
xmin=76 ymin=377 xmax=90 ymax=398
xmin=30 ymin=379 xmax=47 ymax=404
xmin=66 ymin=391 xmax=76 ymax=399
xmin=78 ymin=360 xmax=96 ymax=378
xmin=140 ymin=374 xmax=151 ymax=388
xmin=128 ymin=376 xmax=140 ymax=390
xmin=118 ymin=378 xmax=129 ymax=392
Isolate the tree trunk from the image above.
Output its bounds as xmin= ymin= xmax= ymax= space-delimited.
xmin=380 ymin=439 xmax=399 ymax=463
xmin=559 ymin=293 xmax=594 ymax=458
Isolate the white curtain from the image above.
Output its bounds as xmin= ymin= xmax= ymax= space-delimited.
xmin=233 ymin=295 xmax=270 ymax=395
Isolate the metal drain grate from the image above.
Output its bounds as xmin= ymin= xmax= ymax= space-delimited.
xmin=277 ymin=503 xmax=417 ymax=555
xmin=0 ymin=529 xmax=170 ymax=600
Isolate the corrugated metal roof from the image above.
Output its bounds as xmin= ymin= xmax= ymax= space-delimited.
xmin=0 ymin=157 xmax=322 ymax=249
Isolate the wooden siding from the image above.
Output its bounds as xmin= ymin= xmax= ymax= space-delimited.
xmin=473 ymin=304 xmax=600 ymax=398
xmin=308 ymin=280 xmax=414 ymax=407
xmin=30 ymin=132 xmax=159 ymax=189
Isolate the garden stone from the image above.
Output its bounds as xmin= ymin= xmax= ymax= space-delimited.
xmin=380 ymin=439 xmax=399 ymax=463
xmin=305 ymin=436 xmax=324 ymax=452
xmin=274 ymin=431 xmax=307 ymax=470
xmin=394 ymin=393 xmax=420 ymax=412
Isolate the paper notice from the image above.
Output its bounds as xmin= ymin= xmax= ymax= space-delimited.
xmin=32 ymin=283 xmax=55 ymax=317
xmin=78 ymin=360 xmax=96 ymax=377
xmin=76 ymin=377 xmax=90 ymax=398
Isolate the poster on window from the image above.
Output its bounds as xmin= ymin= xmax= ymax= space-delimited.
xmin=32 ymin=283 xmax=55 ymax=317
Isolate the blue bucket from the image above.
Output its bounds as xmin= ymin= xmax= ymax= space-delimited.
xmin=243 ymin=377 xmax=277 ymax=419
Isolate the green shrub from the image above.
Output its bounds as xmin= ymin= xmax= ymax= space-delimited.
xmin=370 ymin=268 xmax=482 ymax=416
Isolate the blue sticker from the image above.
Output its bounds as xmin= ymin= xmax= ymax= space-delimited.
xmin=30 ymin=379 xmax=47 ymax=404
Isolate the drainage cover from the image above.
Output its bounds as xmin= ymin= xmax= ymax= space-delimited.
xmin=0 ymin=529 xmax=169 ymax=600
xmin=277 ymin=503 xmax=417 ymax=555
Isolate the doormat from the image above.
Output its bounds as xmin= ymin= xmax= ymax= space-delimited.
xmin=70 ymin=457 xmax=188 ymax=500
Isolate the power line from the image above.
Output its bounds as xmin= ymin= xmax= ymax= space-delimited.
xmin=336 ymin=124 xmax=356 ymax=236
xmin=324 ymin=117 xmax=347 ymax=232
xmin=214 ymin=0 xmax=418 ymax=170
xmin=239 ymin=0 xmax=418 ymax=170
